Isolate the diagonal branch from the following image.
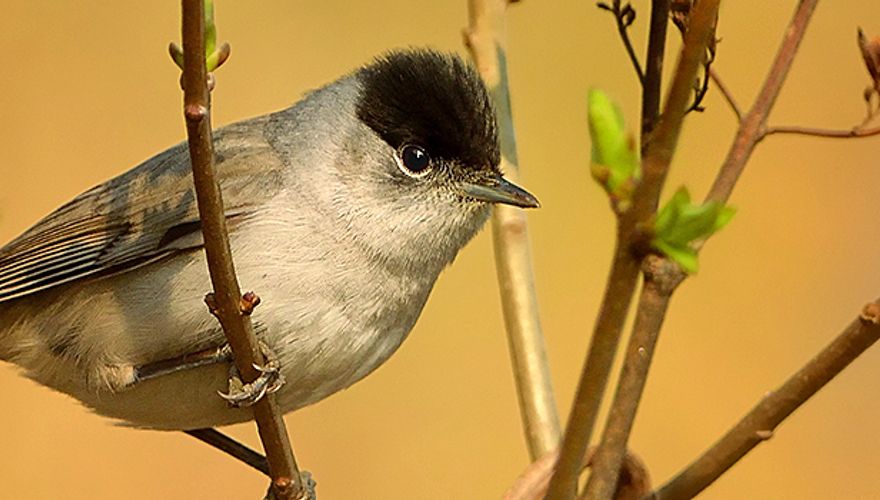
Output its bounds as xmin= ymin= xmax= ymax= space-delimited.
xmin=708 ymin=68 xmax=743 ymax=122
xmin=706 ymin=0 xmax=819 ymax=204
xmin=464 ymin=0 xmax=561 ymax=460
xmin=179 ymin=2 xmax=306 ymax=498
xmin=185 ymin=428 xmax=269 ymax=475
xmin=650 ymin=299 xmax=880 ymax=500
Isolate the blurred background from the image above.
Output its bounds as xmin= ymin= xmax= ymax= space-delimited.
xmin=1 ymin=1 xmax=879 ymax=498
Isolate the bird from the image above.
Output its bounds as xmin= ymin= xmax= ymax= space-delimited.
xmin=0 ymin=49 xmax=538 ymax=430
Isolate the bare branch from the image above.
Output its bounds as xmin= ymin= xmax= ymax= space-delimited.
xmin=179 ymin=2 xmax=306 ymax=498
xmin=580 ymin=257 xmax=684 ymax=500
xmin=185 ymin=428 xmax=269 ymax=475
xmin=545 ymin=1 xmax=721 ymax=497
xmin=464 ymin=0 xmax=561 ymax=460
xmin=601 ymin=1 xmax=646 ymax=85
xmin=706 ymin=0 xmax=819 ymax=204
xmin=708 ymin=67 xmax=743 ymax=122
xmin=641 ymin=0 xmax=671 ymax=139
xmin=650 ymin=299 xmax=880 ymax=499
xmin=763 ymin=123 xmax=880 ymax=139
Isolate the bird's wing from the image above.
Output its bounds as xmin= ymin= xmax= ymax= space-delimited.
xmin=0 ymin=116 xmax=287 ymax=302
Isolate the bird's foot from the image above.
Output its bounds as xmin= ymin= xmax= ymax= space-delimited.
xmin=218 ymin=342 xmax=285 ymax=407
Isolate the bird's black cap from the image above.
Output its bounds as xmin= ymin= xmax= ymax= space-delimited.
xmin=356 ymin=49 xmax=500 ymax=172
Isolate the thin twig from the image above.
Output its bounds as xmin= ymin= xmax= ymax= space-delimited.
xmin=603 ymin=2 xmax=646 ymax=85
xmin=185 ymin=428 xmax=269 ymax=475
xmin=641 ymin=0 xmax=671 ymax=140
xmin=179 ymin=2 xmax=305 ymax=498
xmin=706 ymin=0 xmax=819 ymax=204
xmin=545 ymin=2 xmax=720 ymax=498
xmin=580 ymin=258 xmax=684 ymax=500
xmin=708 ymin=67 xmax=743 ymax=122
xmin=464 ymin=0 xmax=561 ymax=460
xmin=650 ymin=299 xmax=880 ymax=500
xmin=763 ymin=123 xmax=880 ymax=139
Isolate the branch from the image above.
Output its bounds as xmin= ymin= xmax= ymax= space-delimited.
xmin=503 ymin=447 xmax=652 ymax=500
xmin=763 ymin=123 xmax=880 ymax=139
xmin=641 ymin=0 xmax=670 ymax=139
xmin=545 ymin=246 xmax=641 ymax=500
xmin=545 ymin=2 xmax=720 ymax=497
xmin=185 ymin=428 xmax=269 ymax=475
xmin=708 ymin=68 xmax=743 ymax=122
xmin=601 ymin=1 xmax=646 ymax=85
xmin=179 ymin=2 xmax=307 ymax=499
xmin=580 ymin=257 xmax=684 ymax=500
xmin=650 ymin=298 xmax=880 ymax=499
xmin=464 ymin=0 xmax=561 ymax=460
xmin=706 ymin=0 xmax=819 ymax=204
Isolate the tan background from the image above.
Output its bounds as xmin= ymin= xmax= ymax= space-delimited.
xmin=1 ymin=1 xmax=879 ymax=498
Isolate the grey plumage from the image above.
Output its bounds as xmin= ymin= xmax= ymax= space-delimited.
xmin=0 ymin=49 xmax=536 ymax=430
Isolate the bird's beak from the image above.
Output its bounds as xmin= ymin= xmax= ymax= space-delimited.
xmin=460 ymin=174 xmax=540 ymax=208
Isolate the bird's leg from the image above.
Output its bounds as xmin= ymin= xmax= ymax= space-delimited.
xmin=134 ymin=341 xmax=284 ymax=408
xmin=135 ymin=344 xmax=233 ymax=382
xmin=218 ymin=340 xmax=285 ymax=408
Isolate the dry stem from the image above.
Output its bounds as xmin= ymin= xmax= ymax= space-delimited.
xmin=464 ymin=0 xmax=561 ymax=460
xmin=650 ymin=299 xmax=880 ymax=499
xmin=706 ymin=0 xmax=819 ymax=204
xmin=580 ymin=258 xmax=683 ymax=500
xmin=546 ymin=2 xmax=720 ymax=497
xmin=179 ymin=1 xmax=305 ymax=498
xmin=763 ymin=123 xmax=880 ymax=139
xmin=641 ymin=0 xmax=671 ymax=139
xmin=708 ymin=68 xmax=743 ymax=122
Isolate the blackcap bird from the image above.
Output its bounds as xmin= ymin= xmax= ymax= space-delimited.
xmin=0 ymin=49 xmax=538 ymax=430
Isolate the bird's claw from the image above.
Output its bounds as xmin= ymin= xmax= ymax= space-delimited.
xmin=217 ymin=343 xmax=285 ymax=407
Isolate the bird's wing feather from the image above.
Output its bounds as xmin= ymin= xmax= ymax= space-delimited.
xmin=0 ymin=115 xmax=287 ymax=302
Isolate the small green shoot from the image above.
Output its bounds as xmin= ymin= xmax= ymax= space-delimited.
xmin=651 ymin=187 xmax=736 ymax=273
xmin=588 ymin=89 xmax=640 ymax=210
xmin=170 ymin=0 xmax=230 ymax=73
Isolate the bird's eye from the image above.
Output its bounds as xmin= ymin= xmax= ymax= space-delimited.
xmin=397 ymin=144 xmax=431 ymax=176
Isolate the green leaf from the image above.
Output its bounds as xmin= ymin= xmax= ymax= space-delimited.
xmin=653 ymin=240 xmax=700 ymax=273
xmin=651 ymin=186 xmax=736 ymax=273
xmin=587 ymin=89 xmax=640 ymax=204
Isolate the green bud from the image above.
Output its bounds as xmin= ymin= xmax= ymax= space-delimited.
xmin=588 ymin=89 xmax=640 ymax=206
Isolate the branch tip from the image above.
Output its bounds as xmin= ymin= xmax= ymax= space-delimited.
xmin=861 ymin=301 xmax=880 ymax=324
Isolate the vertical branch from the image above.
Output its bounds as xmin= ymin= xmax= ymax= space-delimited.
xmin=464 ymin=0 xmax=562 ymax=460
xmin=579 ymin=258 xmax=683 ymax=500
xmin=706 ymin=0 xmax=819 ymax=204
xmin=546 ymin=243 xmax=642 ymax=499
xmin=179 ymin=2 xmax=306 ymax=499
xmin=546 ymin=2 xmax=719 ymax=498
xmin=641 ymin=0 xmax=671 ymax=140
